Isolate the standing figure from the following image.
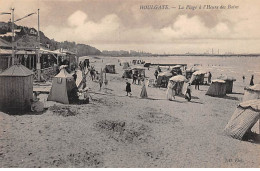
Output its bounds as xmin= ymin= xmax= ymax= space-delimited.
xmin=72 ymin=71 xmax=77 ymax=82
xmin=90 ymin=67 xmax=95 ymax=81
xmin=99 ymin=76 xmax=103 ymax=91
xmin=86 ymin=60 xmax=90 ymax=68
xmin=79 ymin=61 xmax=83 ymax=71
xmin=83 ymin=60 xmax=87 ymax=72
xmin=166 ymin=80 xmax=175 ymax=100
xmin=140 ymin=79 xmax=148 ymax=98
xmin=195 ymin=76 xmax=200 ymax=90
xmin=208 ymin=72 xmax=212 ymax=84
xmin=126 ymin=80 xmax=132 ymax=96
xmin=154 ymin=70 xmax=158 ymax=80
xmin=132 ymin=73 xmax=137 ymax=84
xmin=185 ymin=83 xmax=192 ymax=101
xmin=242 ymin=75 xmax=245 ymax=83
xmin=137 ymin=73 xmax=142 ymax=85
xmin=157 ymin=66 xmax=161 ymax=72
xmin=78 ymin=75 xmax=87 ymax=90
xmin=250 ymin=75 xmax=254 ymax=86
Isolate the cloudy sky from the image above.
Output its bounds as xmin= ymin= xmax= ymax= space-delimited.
xmin=0 ymin=0 xmax=260 ymax=53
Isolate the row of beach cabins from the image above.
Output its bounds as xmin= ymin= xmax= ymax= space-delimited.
xmin=104 ymin=60 xmax=236 ymax=96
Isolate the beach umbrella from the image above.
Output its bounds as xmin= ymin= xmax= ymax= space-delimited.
xmin=169 ymin=75 xmax=188 ymax=82
xmin=158 ymin=72 xmax=172 ymax=77
xmin=211 ymin=79 xmax=226 ymax=83
xmin=217 ymin=75 xmax=236 ymax=81
xmin=172 ymin=65 xmax=182 ymax=69
xmin=193 ymin=70 xmax=207 ymax=75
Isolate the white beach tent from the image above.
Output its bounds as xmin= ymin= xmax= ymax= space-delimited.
xmin=206 ymin=79 xmax=227 ymax=97
xmin=47 ymin=66 xmax=77 ymax=104
xmin=190 ymin=70 xmax=207 ymax=84
xmin=224 ymin=99 xmax=260 ymax=140
xmin=169 ymin=75 xmax=188 ymax=95
xmin=243 ymin=84 xmax=260 ymax=102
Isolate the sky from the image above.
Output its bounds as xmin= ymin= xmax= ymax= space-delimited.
xmin=0 ymin=0 xmax=260 ymax=54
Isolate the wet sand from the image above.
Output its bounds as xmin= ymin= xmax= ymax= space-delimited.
xmin=0 ymin=56 xmax=259 ymax=167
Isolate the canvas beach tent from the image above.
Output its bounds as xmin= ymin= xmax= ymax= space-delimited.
xmin=122 ymin=61 xmax=130 ymax=69
xmin=122 ymin=68 xmax=132 ymax=79
xmin=156 ymin=72 xmax=172 ymax=88
xmin=169 ymin=75 xmax=188 ymax=95
xmin=243 ymin=84 xmax=260 ymax=102
xmin=217 ymin=75 xmax=236 ymax=93
xmin=0 ymin=64 xmax=34 ymax=112
xmin=206 ymin=79 xmax=227 ymax=97
xmin=190 ymin=70 xmax=207 ymax=85
xmin=47 ymin=66 xmax=77 ymax=104
xmin=224 ymin=99 xmax=260 ymax=140
xmin=104 ymin=63 xmax=116 ymax=73
xmin=132 ymin=66 xmax=146 ymax=77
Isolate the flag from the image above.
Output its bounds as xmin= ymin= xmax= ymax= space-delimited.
xmin=14 ymin=12 xmax=36 ymax=22
xmin=0 ymin=12 xmax=11 ymax=15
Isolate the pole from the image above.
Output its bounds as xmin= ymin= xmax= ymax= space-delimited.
xmin=37 ymin=9 xmax=41 ymax=81
xmin=11 ymin=8 xmax=15 ymax=66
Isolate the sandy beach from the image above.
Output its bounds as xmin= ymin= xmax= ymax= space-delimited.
xmin=0 ymin=56 xmax=259 ymax=168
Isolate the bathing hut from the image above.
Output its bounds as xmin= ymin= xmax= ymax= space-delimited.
xmin=217 ymin=75 xmax=236 ymax=93
xmin=171 ymin=65 xmax=182 ymax=75
xmin=104 ymin=63 xmax=116 ymax=73
xmin=47 ymin=67 xmax=77 ymax=104
xmin=132 ymin=66 xmax=146 ymax=77
xmin=224 ymin=99 xmax=260 ymax=140
xmin=156 ymin=72 xmax=172 ymax=88
xmin=243 ymin=84 xmax=260 ymax=102
xmin=169 ymin=75 xmax=188 ymax=95
xmin=144 ymin=63 xmax=151 ymax=68
xmin=190 ymin=70 xmax=207 ymax=85
xmin=206 ymin=79 xmax=227 ymax=97
xmin=122 ymin=68 xmax=132 ymax=79
xmin=0 ymin=65 xmax=34 ymax=112
xmin=122 ymin=62 xmax=130 ymax=69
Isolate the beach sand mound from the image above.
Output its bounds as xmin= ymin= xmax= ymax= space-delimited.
xmin=137 ymin=108 xmax=181 ymax=124
xmin=49 ymin=105 xmax=79 ymax=117
xmin=92 ymin=96 xmax=123 ymax=107
xmin=95 ymin=120 xmax=151 ymax=144
xmin=46 ymin=151 xmax=103 ymax=168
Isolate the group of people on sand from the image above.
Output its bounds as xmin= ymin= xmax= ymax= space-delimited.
xmin=79 ymin=59 xmax=90 ymax=73
xmin=166 ymin=80 xmax=191 ymax=101
xmin=132 ymin=71 xmax=144 ymax=85
xmin=126 ymin=78 xmax=148 ymax=98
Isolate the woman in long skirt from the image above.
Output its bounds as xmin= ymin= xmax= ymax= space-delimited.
xmin=140 ymin=79 xmax=148 ymax=98
xmin=166 ymin=81 xmax=175 ymax=100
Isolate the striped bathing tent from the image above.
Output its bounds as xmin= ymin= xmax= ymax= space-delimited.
xmin=243 ymin=84 xmax=260 ymax=102
xmin=224 ymin=99 xmax=260 ymax=140
xmin=206 ymin=79 xmax=227 ymax=97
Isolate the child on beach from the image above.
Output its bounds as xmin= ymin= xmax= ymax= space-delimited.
xmin=126 ymin=80 xmax=132 ymax=96
xmin=185 ymin=83 xmax=192 ymax=101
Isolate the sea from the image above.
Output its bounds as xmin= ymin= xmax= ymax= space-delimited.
xmin=112 ymin=56 xmax=260 ymax=85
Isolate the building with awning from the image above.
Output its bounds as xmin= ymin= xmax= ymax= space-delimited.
xmin=0 ymin=38 xmax=12 ymax=72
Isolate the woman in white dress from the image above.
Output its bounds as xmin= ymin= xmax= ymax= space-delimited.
xmin=140 ymin=79 xmax=148 ymax=98
xmin=166 ymin=80 xmax=175 ymax=100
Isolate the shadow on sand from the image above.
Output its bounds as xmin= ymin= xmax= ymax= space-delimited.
xmin=2 ymin=109 xmax=48 ymax=116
